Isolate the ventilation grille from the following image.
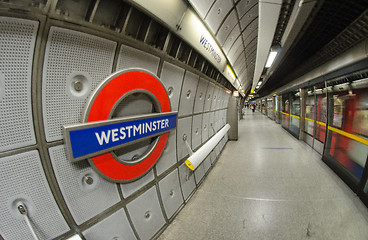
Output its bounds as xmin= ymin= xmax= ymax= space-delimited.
xmin=42 ymin=27 xmax=117 ymax=142
xmin=0 ymin=150 xmax=69 ymax=239
xmin=0 ymin=17 xmax=38 ymax=152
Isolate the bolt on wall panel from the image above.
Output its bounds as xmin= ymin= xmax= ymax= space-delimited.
xmin=160 ymin=62 xmax=185 ymax=112
xmin=0 ymin=151 xmax=69 ymax=240
xmin=177 ymin=116 xmax=193 ymax=161
xmin=193 ymin=78 xmax=209 ymax=114
xmin=155 ymin=130 xmax=177 ymax=176
xmin=82 ymin=208 xmax=137 ymax=240
xmin=158 ymin=169 xmax=184 ymax=220
xmin=42 ymin=27 xmax=117 ymax=142
xmin=178 ymin=163 xmax=196 ymax=200
xmin=120 ymin=170 xmax=154 ymax=198
xmin=117 ymin=44 xmax=160 ymax=75
xmin=49 ymin=145 xmax=120 ymax=224
xmin=0 ymin=17 xmax=38 ymax=152
xmin=126 ymin=186 xmax=166 ymax=240
xmin=178 ymin=71 xmax=199 ymax=117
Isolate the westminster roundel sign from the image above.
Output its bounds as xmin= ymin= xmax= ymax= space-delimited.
xmin=63 ymin=69 xmax=177 ymax=182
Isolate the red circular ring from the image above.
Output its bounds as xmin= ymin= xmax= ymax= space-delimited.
xmin=85 ymin=70 xmax=171 ymax=182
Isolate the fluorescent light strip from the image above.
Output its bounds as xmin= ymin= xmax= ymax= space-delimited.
xmin=265 ymin=51 xmax=277 ymax=68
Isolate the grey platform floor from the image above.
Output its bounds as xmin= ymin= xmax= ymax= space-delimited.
xmin=158 ymin=109 xmax=368 ymax=240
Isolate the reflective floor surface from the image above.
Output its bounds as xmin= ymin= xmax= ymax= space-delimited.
xmin=158 ymin=109 xmax=368 ymax=240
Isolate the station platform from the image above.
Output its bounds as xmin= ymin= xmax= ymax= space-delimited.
xmin=158 ymin=109 xmax=368 ymax=240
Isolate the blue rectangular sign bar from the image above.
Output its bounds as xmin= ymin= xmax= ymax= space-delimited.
xmin=63 ymin=112 xmax=177 ymax=162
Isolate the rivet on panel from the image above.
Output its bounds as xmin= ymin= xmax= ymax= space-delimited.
xmin=168 ymin=87 xmax=174 ymax=97
xmin=183 ymin=134 xmax=187 ymax=141
xmin=83 ymin=176 xmax=94 ymax=185
xmin=199 ymin=92 xmax=203 ymax=100
xmin=186 ymin=90 xmax=191 ymax=99
xmin=169 ymin=190 xmax=174 ymax=197
xmin=217 ymin=8 xmax=222 ymax=15
xmin=144 ymin=211 xmax=151 ymax=219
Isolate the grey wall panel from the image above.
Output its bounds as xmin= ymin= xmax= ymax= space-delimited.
xmin=193 ymin=78 xmax=209 ymax=114
xmin=178 ymin=163 xmax=196 ymax=200
xmin=205 ymin=0 xmax=233 ymax=33
xmin=209 ymin=111 xmax=215 ymax=137
xmin=49 ymin=145 xmax=120 ymax=224
xmin=194 ymin=162 xmax=205 ymax=185
xmin=189 ymin=0 xmax=216 ymax=18
xmin=216 ymin=10 xmax=238 ymax=45
xmin=203 ymin=155 xmax=211 ymax=173
xmin=0 ymin=17 xmax=38 ymax=152
xmin=210 ymin=86 xmax=219 ymax=111
xmin=202 ymin=113 xmax=210 ymax=143
xmin=214 ymin=110 xmax=220 ymax=131
xmin=155 ymin=130 xmax=177 ymax=176
xmin=177 ymin=116 xmax=192 ymax=161
xmin=216 ymin=90 xmax=224 ymax=110
xmin=178 ymin=71 xmax=199 ymax=117
xmin=0 ymin=151 xmax=69 ymax=240
xmin=116 ymin=44 xmax=160 ymax=74
xmin=82 ymin=209 xmax=136 ymax=240
xmin=158 ymin=169 xmax=184 ymax=219
xmin=42 ymin=27 xmax=117 ymax=142
xmin=126 ymin=186 xmax=165 ymax=240
xmin=192 ymin=114 xmax=203 ymax=150
xmin=210 ymin=150 xmax=217 ymax=164
xmin=160 ymin=62 xmax=185 ymax=112
xmin=120 ymin=170 xmax=154 ymax=198
xmin=204 ymin=83 xmax=215 ymax=112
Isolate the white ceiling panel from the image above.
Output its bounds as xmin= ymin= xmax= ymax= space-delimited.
xmin=240 ymin=5 xmax=258 ymax=30
xmin=236 ymin=0 xmax=258 ymax=18
xmin=242 ymin=19 xmax=258 ymax=40
xmin=205 ymin=0 xmax=234 ymax=33
xmin=244 ymin=28 xmax=257 ymax=46
xmin=216 ymin=9 xmax=238 ymax=45
xmin=189 ymin=0 xmax=216 ymax=19
xmin=222 ymin=25 xmax=241 ymax=53
xmin=228 ymin=38 xmax=243 ymax=64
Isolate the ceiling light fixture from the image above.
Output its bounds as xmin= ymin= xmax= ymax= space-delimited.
xmin=265 ymin=51 xmax=277 ymax=68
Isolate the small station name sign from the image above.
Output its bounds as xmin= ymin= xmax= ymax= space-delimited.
xmin=64 ymin=112 xmax=177 ymax=162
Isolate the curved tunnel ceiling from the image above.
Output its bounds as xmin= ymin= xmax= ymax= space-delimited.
xmin=189 ymin=0 xmax=260 ymax=94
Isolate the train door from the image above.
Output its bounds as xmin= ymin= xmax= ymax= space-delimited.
xmin=314 ymin=88 xmax=327 ymax=154
xmin=289 ymin=90 xmax=300 ymax=138
xmin=323 ymin=81 xmax=368 ymax=205
xmin=303 ymin=88 xmax=315 ymax=147
xmin=267 ymin=98 xmax=274 ymax=120
xmin=281 ymin=94 xmax=290 ymax=130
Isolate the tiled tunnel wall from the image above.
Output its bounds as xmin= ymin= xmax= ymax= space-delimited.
xmin=0 ymin=16 xmax=230 ymax=240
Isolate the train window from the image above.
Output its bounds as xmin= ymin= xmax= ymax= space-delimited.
xmin=324 ymin=87 xmax=368 ymax=180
